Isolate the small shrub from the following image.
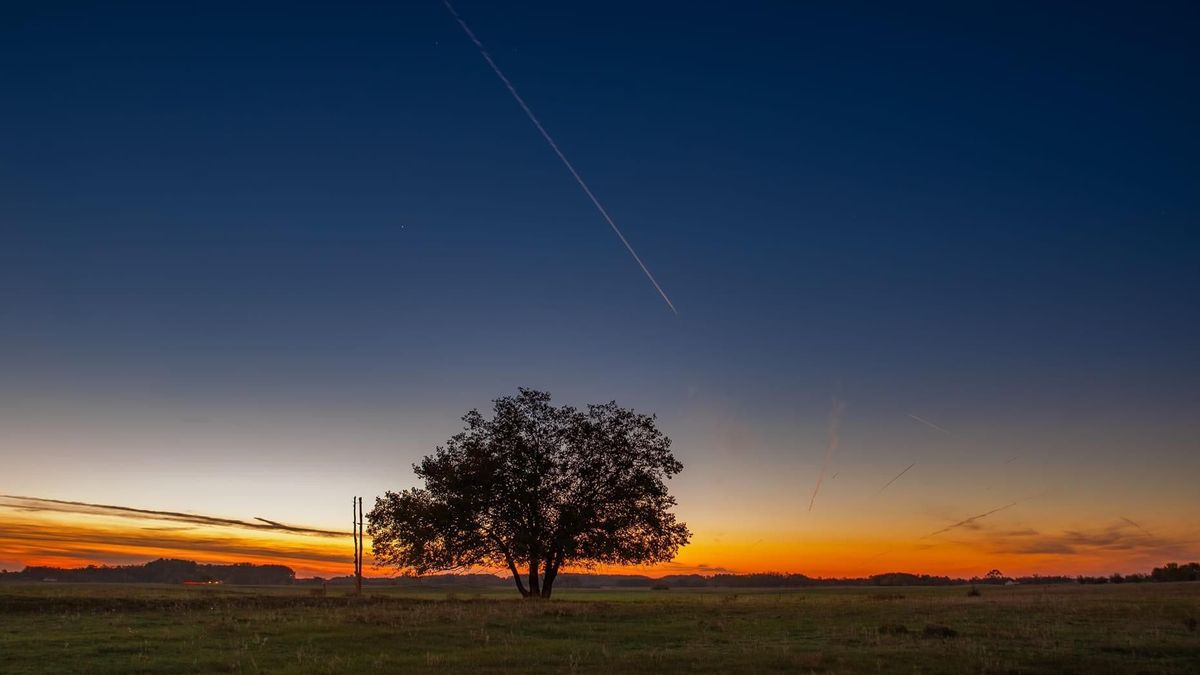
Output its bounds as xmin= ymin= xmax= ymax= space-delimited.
xmin=967 ymin=585 xmax=982 ymax=597
xmin=878 ymin=623 xmax=908 ymax=635
xmin=650 ymin=583 xmax=670 ymax=591
xmin=1184 ymin=617 xmax=1197 ymax=632
xmin=923 ymin=624 xmax=958 ymax=638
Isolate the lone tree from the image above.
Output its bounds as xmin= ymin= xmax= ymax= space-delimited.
xmin=367 ymin=388 xmax=690 ymax=598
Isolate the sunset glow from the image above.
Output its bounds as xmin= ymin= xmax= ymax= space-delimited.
xmin=4 ymin=486 xmax=1196 ymax=579
xmin=2 ymin=0 xmax=1197 ymax=589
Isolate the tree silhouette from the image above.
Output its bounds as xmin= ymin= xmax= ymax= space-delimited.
xmin=367 ymin=388 xmax=690 ymax=598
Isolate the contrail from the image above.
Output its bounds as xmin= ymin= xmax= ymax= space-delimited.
xmin=0 ymin=494 xmax=347 ymax=537
xmin=441 ymin=0 xmax=677 ymax=314
xmin=1121 ymin=517 xmax=1151 ymax=535
xmin=849 ymin=547 xmax=894 ymax=572
xmin=254 ymin=516 xmax=319 ymax=532
xmin=907 ymin=414 xmax=951 ymax=435
xmin=878 ymin=462 xmax=916 ymax=494
xmin=808 ymin=397 xmax=847 ymax=511
xmin=866 ymin=492 xmax=1045 ymax=569
xmin=921 ymin=501 xmax=1017 ymax=539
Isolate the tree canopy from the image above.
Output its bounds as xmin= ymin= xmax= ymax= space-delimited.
xmin=367 ymin=388 xmax=690 ymax=598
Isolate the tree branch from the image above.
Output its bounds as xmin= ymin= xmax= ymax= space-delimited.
xmin=486 ymin=532 xmax=528 ymax=597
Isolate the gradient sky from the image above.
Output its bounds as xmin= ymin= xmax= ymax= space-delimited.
xmin=2 ymin=1 xmax=1198 ymax=578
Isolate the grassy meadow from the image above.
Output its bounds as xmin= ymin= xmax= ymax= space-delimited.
xmin=1 ymin=582 xmax=1198 ymax=673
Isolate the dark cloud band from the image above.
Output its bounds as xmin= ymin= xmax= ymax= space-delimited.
xmin=0 ymin=495 xmax=347 ymax=538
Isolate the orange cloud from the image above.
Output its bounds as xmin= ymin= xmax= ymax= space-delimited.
xmin=0 ymin=496 xmax=355 ymax=577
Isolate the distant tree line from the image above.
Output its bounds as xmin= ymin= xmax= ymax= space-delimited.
xmin=0 ymin=558 xmax=295 ymax=585
xmin=1076 ymin=573 xmax=1151 ymax=584
xmin=4 ymin=560 xmax=1198 ymax=588
xmin=961 ymin=569 xmax=1076 ymax=586
xmin=1075 ymin=563 xmax=1200 ymax=585
xmin=1151 ymin=562 xmax=1200 ymax=582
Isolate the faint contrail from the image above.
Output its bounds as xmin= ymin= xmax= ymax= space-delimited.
xmin=254 ymin=516 xmax=320 ymax=532
xmin=808 ymin=397 xmax=847 ymax=511
xmin=878 ymin=462 xmax=916 ymax=494
xmin=850 ymin=547 xmax=894 ymax=571
xmin=907 ymin=414 xmax=951 ymax=434
xmin=921 ymin=501 xmax=1017 ymax=539
xmin=1121 ymin=517 xmax=1151 ymax=535
xmin=441 ymin=0 xmax=677 ymax=314
xmin=866 ymin=492 xmax=1046 ymax=570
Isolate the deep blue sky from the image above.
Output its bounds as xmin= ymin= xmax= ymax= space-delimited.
xmin=1 ymin=1 xmax=1198 ymax=569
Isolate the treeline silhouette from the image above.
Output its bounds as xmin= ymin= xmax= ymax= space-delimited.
xmin=554 ymin=572 xmax=1076 ymax=588
xmin=556 ymin=572 xmax=967 ymax=588
xmin=0 ymin=559 xmax=295 ymax=585
xmin=1077 ymin=562 xmax=1200 ymax=584
xmin=3 ymin=560 xmax=1197 ymax=587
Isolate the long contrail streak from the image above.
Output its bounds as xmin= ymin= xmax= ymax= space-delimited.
xmin=862 ymin=492 xmax=1045 ymax=570
xmin=907 ymin=414 xmax=951 ymax=434
xmin=808 ymin=397 xmax=847 ymax=511
xmin=878 ymin=462 xmax=916 ymax=494
xmin=441 ymin=0 xmax=677 ymax=314
xmin=921 ymin=501 xmax=1017 ymax=539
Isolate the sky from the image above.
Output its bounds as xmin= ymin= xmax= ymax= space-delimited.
xmin=1 ymin=0 xmax=1198 ymax=579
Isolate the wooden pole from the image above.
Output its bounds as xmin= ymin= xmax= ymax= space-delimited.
xmin=352 ymin=496 xmax=359 ymax=593
xmin=356 ymin=497 xmax=363 ymax=595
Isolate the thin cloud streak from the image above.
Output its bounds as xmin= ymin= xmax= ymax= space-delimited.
xmin=921 ymin=502 xmax=1018 ymax=539
xmin=985 ymin=521 xmax=1198 ymax=559
xmin=1121 ymin=517 xmax=1150 ymax=535
xmin=878 ymin=462 xmax=916 ymax=494
xmin=0 ymin=495 xmax=347 ymax=537
xmin=441 ymin=0 xmax=677 ymax=314
xmin=0 ymin=520 xmax=353 ymax=567
xmin=808 ymin=397 xmax=847 ymax=511
xmin=907 ymin=414 xmax=951 ymax=435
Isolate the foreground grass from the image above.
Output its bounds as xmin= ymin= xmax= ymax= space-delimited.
xmin=1 ymin=583 xmax=1198 ymax=673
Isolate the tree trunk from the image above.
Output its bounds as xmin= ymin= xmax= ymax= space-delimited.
xmin=527 ymin=559 xmax=541 ymax=599
xmin=502 ymin=552 xmax=529 ymax=597
xmin=541 ymin=564 xmax=558 ymax=599
xmin=511 ymin=574 xmax=530 ymax=598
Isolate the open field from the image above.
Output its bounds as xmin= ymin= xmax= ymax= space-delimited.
xmin=2 ymin=583 xmax=1198 ymax=673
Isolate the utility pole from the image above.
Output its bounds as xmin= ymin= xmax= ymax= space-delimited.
xmin=356 ymin=496 xmax=363 ymax=595
xmin=352 ymin=496 xmax=361 ymax=595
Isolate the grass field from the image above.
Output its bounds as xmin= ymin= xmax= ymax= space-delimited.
xmin=2 ymin=582 xmax=1198 ymax=673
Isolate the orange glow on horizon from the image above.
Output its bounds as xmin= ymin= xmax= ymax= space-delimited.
xmin=3 ymin=496 xmax=1195 ymax=580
